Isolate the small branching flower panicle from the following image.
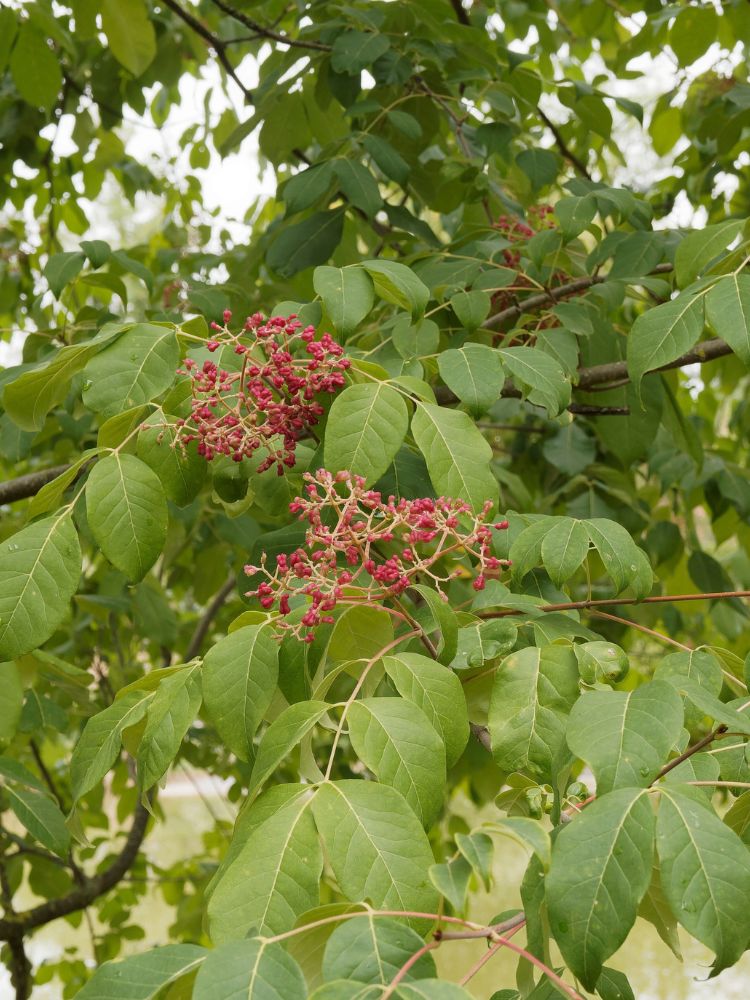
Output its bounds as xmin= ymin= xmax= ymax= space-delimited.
xmin=172 ymin=311 xmax=350 ymax=474
xmin=245 ymin=469 xmax=510 ymax=640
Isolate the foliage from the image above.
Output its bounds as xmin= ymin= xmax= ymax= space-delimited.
xmin=2 ymin=0 xmax=750 ymax=997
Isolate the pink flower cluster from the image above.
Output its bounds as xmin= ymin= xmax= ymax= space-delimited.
xmin=174 ymin=312 xmax=350 ymax=474
xmin=245 ymin=469 xmax=510 ymax=641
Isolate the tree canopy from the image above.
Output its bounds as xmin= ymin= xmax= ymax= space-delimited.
xmin=3 ymin=0 xmax=750 ymax=997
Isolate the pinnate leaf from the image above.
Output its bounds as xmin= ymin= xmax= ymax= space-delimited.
xmin=0 ymin=514 xmax=81 ymax=659
xmin=547 ymin=788 xmax=655 ymax=990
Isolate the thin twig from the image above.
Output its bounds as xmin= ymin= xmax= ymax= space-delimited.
xmin=208 ymin=0 xmax=331 ymax=50
xmin=588 ymin=609 xmax=691 ymax=650
xmin=537 ymin=106 xmax=592 ymax=180
xmin=184 ymin=575 xmax=236 ymax=660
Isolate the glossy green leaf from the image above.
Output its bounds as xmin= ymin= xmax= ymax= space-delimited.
xmin=627 ymin=292 xmax=705 ymax=389
xmin=267 ymin=210 xmax=345 ymax=277
xmin=437 ymin=344 xmax=504 ymax=415
xmin=657 ymin=785 xmax=750 ymax=975
xmin=566 ymin=681 xmax=684 ymax=794
xmin=5 ymin=784 xmax=70 ymax=856
xmin=82 ymin=323 xmax=179 ymax=417
xmin=382 ymin=652 xmax=469 ymax=767
xmin=101 ymin=0 xmax=156 ymax=77
xmin=324 ymin=383 xmax=409 ymax=484
xmin=137 ymin=663 xmax=202 ymax=791
xmin=193 ymin=939 xmax=306 ymax=1000
xmin=311 ymin=780 xmax=439 ymax=918
xmin=348 ymin=698 xmax=446 ymax=826
xmin=411 ymin=402 xmax=497 ymax=511
xmin=674 ymin=219 xmax=744 ymax=288
xmin=322 ymin=915 xmax=436 ymax=983
xmin=361 ymin=260 xmax=429 ymax=321
xmin=71 ymin=689 xmax=153 ymax=801
xmin=313 ymin=266 xmax=375 ymax=336
xmin=539 ymin=517 xmax=589 ymax=587
xmin=705 ymin=272 xmax=750 ymax=366
xmin=76 ymin=945 xmax=206 ymax=999
xmin=202 ymin=624 xmax=279 ymax=762
xmin=585 ymin=519 xmax=653 ymax=596
xmin=248 ymin=700 xmax=330 ymax=798
xmin=86 ymin=453 xmax=168 ymax=581
xmin=0 ymin=513 xmax=81 ymax=659
xmin=489 ymin=645 xmax=579 ymax=781
xmin=496 ymin=347 xmax=571 ymax=417
xmin=548 ymin=788 xmax=655 ymax=990
xmin=208 ymin=788 xmax=321 ymax=938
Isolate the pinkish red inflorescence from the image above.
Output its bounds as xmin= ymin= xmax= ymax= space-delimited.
xmin=245 ymin=469 xmax=510 ymax=641
xmin=174 ymin=312 xmax=350 ymax=474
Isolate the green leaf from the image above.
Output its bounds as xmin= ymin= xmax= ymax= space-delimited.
xmin=137 ymin=664 xmax=202 ymax=791
xmin=486 ymin=816 xmax=551 ymax=870
xmin=627 ymin=292 xmax=705 ymax=390
xmin=547 ymin=788 xmax=655 ymax=990
xmin=10 ymin=24 xmax=61 ymax=111
xmin=429 ymin=856 xmax=471 ymax=911
xmin=542 ymin=423 xmax=596 ymax=476
xmin=664 ymin=680 xmax=750 ymax=737
xmin=596 ymin=967 xmax=635 ymax=1000
xmin=324 ymin=383 xmax=409 ymax=484
xmin=456 ymin=831 xmax=494 ymax=890
xmin=362 ymin=135 xmax=410 ymax=185
xmin=136 ymin=414 xmax=206 ymax=507
xmin=311 ymin=780 xmax=439 ymax=918
xmin=397 ymin=984 xmax=476 ymax=1000
xmin=3 ymin=335 xmax=121 ymax=431
xmin=451 ymin=619 xmax=516 ymax=671
xmin=575 ymin=641 xmax=629 ymax=685
xmin=508 ymin=517 xmax=564 ymax=581
xmin=267 ymin=210 xmax=345 ymax=277
xmin=202 ymin=624 xmax=279 ymax=762
xmin=675 ymin=220 xmax=744 ymax=288
xmin=331 ymin=31 xmax=390 ymax=74
xmin=496 ymin=347 xmax=571 ymax=417
xmin=328 ymin=605 xmax=394 ymax=663
xmin=0 ymin=514 xmax=81 ymax=659
xmin=585 ymin=518 xmax=652 ymax=596
xmin=333 ymin=159 xmax=382 ymax=217
xmin=437 ymin=345 xmax=504 ymax=416
xmin=76 ymin=945 xmax=206 ymax=1000
xmin=705 ymin=273 xmax=750 ymax=366
xmin=566 ymin=681 xmax=684 ymax=794
xmin=80 ymin=239 xmax=111 ymax=268
xmin=515 ymin=149 xmax=560 ymax=190
xmin=348 ymin=698 xmax=446 ymax=827
xmin=283 ymin=162 xmax=334 ymax=215
xmin=82 ymin=323 xmax=179 ymax=417
xmin=382 ymin=652 xmax=469 ymax=767
xmin=724 ymin=791 xmax=750 ymax=845
xmin=408 ymin=584 xmax=458 ymax=666
xmin=101 ymin=0 xmax=156 ymax=77
xmin=361 ymin=260 xmax=429 ymax=322
xmin=193 ymin=939 xmax=306 ymax=1000
xmin=488 ymin=645 xmax=579 ymax=781
xmin=411 ymin=403 xmax=497 ymax=511
xmin=86 ymin=453 xmax=168 ymax=582
xmin=657 ymin=786 xmax=750 ymax=975
xmin=653 ymin=649 xmax=723 ymax=727
xmin=555 ymin=194 xmax=597 ymax=239
xmin=208 ymin=789 xmax=321 ymax=938
xmin=539 ymin=517 xmax=589 ymax=587
xmin=313 ymin=266 xmax=375 ymax=336
xmin=5 ymin=785 xmax=70 ymax=856
xmin=43 ymin=251 xmax=86 ymax=298
xmin=28 ymin=451 xmax=100 ymax=519
xmin=322 ymin=915 xmax=437 ymax=983
xmin=0 ymin=663 xmax=23 ymax=746
xmin=450 ymin=290 xmax=492 ymax=332
xmin=71 ymin=690 xmax=153 ymax=801
xmin=0 ymin=755 xmax=47 ymax=793
xmin=248 ymin=701 xmax=330 ymax=798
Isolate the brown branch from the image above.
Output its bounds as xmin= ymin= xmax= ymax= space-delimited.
xmin=654 ymin=726 xmax=728 ymax=782
xmin=208 ymin=0 xmax=331 ymax=50
xmin=480 ymin=589 xmax=750 ymax=619
xmin=537 ymin=107 xmax=592 ymax=181
xmin=0 ymin=465 xmax=71 ymax=505
xmin=470 ymin=721 xmax=492 ymax=752
xmin=0 ymin=802 xmax=150 ymax=940
xmin=0 ymin=860 xmax=31 ymax=999
xmin=449 ymin=0 xmax=472 ymax=25
xmin=184 ymin=575 xmax=236 ymax=660
xmin=577 ymin=336 xmax=733 ymax=389
xmin=160 ymin=0 xmax=253 ymax=102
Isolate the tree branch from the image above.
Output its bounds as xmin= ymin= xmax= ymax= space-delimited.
xmin=0 ymin=802 xmax=150 ymax=940
xmin=208 ymin=0 xmax=331 ymax=50
xmin=160 ymin=0 xmax=254 ymax=102
xmin=577 ymin=336 xmax=733 ymax=389
xmin=0 ymin=465 xmax=71 ymax=505
xmin=537 ymin=107 xmax=592 ymax=181
xmin=184 ymin=575 xmax=236 ymax=660
xmin=480 ymin=589 xmax=750 ymax=619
